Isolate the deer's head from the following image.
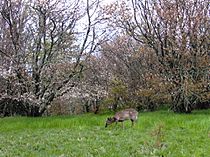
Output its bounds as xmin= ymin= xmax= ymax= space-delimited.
xmin=105 ymin=117 xmax=116 ymax=127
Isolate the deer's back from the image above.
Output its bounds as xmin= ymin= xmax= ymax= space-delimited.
xmin=114 ymin=108 xmax=138 ymax=121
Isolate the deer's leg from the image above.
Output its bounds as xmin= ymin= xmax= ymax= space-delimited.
xmin=131 ymin=119 xmax=134 ymax=127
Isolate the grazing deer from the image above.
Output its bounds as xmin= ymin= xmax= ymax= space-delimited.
xmin=105 ymin=108 xmax=138 ymax=128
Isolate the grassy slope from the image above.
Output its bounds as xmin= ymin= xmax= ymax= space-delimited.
xmin=0 ymin=110 xmax=210 ymax=157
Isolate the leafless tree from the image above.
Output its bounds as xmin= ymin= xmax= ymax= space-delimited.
xmin=0 ymin=0 xmax=104 ymax=116
xmin=102 ymin=0 xmax=209 ymax=113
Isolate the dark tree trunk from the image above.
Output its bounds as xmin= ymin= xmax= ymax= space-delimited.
xmin=29 ymin=105 xmax=42 ymax=117
xmin=93 ymin=99 xmax=100 ymax=114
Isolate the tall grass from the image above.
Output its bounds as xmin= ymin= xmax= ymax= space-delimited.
xmin=0 ymin=110 xmax=210 ymax=157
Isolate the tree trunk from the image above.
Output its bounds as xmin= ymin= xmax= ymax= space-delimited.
xmin=29 ymin=106 xmax=43 ymax=117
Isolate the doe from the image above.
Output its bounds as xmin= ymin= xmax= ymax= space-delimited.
xmin=105 ymin=108 xmax=138 ymax=128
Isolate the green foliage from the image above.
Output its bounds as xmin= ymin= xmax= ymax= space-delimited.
xmin=0 ymin=110 xmax=210 ymax=156
xmin=101 ymin=98 xmax=115 ymax=107
xmin=110 ymin=79 xmax=128 ymax=98
xmin=104 ymin=79 xmax=129 ymax=110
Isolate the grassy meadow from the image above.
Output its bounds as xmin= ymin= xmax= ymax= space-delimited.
xmin=0 ymin=109 xmax=210 ymax=157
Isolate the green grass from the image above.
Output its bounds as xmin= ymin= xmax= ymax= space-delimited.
xmin=0 ymin=110 xmax=210 ymax=157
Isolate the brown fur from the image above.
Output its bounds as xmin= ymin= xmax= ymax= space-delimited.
xmin=105 ymin=108 xmax=138 ymax=128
